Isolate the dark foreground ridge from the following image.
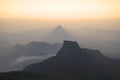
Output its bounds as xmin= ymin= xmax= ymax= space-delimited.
xmin=23 ymin=40 xmax=120 ymax=80
xmin=1 ymin=40 xmax=120 ymax=80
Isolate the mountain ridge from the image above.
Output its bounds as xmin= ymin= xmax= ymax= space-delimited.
xmin=23 ymin=40 xmax=120 ymax=78
xmin=1 ymin=40 xmax=120 ymax=80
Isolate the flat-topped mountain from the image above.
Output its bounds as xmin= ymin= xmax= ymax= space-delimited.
xmin=23 ymin=41 xmax=120 ymax=80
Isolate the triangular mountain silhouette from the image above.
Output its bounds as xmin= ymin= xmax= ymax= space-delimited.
xmin=44 ymin=25 xmax=72 ymax=43
xmin=23 ymin=40 xmax=120 ymax=80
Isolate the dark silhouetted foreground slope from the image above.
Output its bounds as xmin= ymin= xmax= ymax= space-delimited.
xmin=1 ymin=41 xmax=120 ymax=80
xmin=23 ymin=41 xmax=120 ymax=80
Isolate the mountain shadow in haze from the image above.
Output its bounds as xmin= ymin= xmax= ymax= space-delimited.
xmin=23 ymin=40 xmax=120 ymax=80
xmin=0 ymin=25 xmax=72 ymax=72
xmin=43 ymin=25 xmax=73 ymax=43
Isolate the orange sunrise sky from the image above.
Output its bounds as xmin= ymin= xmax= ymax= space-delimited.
xmin=0 ymin=0 xmax=120 ymax=19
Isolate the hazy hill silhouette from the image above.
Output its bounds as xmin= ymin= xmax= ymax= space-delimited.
xmin=13 ymin=41 xmax=62 ymax=57
xmin=6 ymin=42 xmax=62 ymax=71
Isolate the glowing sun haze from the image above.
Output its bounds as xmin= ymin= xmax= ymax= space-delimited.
xmin=0 ymin=0 xmax=120 ymax=19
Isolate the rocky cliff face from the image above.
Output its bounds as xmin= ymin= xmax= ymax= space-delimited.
xmin=23 ymin=41 xmax=120 ymax=79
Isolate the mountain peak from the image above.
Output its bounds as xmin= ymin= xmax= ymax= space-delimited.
xmin=56 ymin=40 xmax=83 ymax=58
xmin=63 ymin=40 xmax=79 ymax=46
xmin=62 ymin=40 xmax=80 ymax=49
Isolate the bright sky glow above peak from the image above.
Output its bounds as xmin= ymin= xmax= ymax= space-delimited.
xmin=0 ymin=0 xmax=120 ymax=19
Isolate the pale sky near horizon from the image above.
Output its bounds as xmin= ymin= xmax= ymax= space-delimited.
xmin=0 ymin=0 xmax=120 ymax=19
